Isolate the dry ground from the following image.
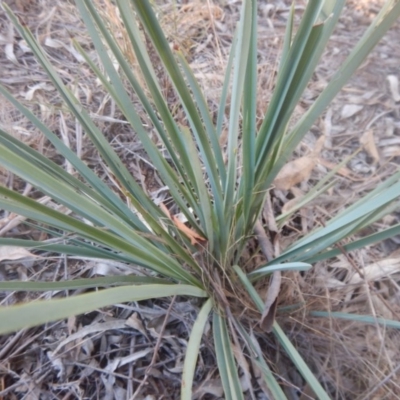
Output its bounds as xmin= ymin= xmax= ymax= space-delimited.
xmin=1 ymin=0 xmax=400 ymax=399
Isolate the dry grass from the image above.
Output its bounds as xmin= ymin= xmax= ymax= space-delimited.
xmin=1 ymin=0 xmax=400 ymax=398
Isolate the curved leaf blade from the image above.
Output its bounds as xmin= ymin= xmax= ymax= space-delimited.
xmin=0 ymin=284 xmax=206 ymax=335
xmin=310 ymin=311 xmax=400 ymax=329
xmin=212 ymin=311 xmax=244 ymax=400
xmin=181 ymin=299 xmax=213 ymax=399
xmin=0 ymin=276 xmax=169 ymax=291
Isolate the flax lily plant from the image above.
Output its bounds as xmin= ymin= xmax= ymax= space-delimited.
xmin=1 ymin=0 xmax=400 ymax=398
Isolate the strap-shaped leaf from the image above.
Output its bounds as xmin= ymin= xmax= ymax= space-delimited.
xmin=233 ymin=320 xmax=287 ymax=399
xmin=73 ymin=0 xmax=202 ymax=233
xmin=279 ymin=2 xmax=295 ymax=69
xmin=251 ymin=0 xmax=346 ymax=219
xmin=0 ymin=276 xmax=169 ymax=291
xmin=310 ymin=311 xmax=400 ymax=329
xmin=306 ymin=223 xmax=400 ymax=263
xmin=0 ymin=130 xmax=148 ymax=240
xmin=0 ymin=132 xmax=193 ymax=266
xmin=233 ymin=265 xmax=330 ymax=399
xmin=276 ymin=179 xmax=400 ymax=263
xmin=177 ymin=53 xmax=226 ymax=192
xmin=212 ymin=311 xmax=244 ymax=400
xmin=0 ymin=284 xmax=206 ymax=335
xmin=114 ymin=0 xmax=205 ymax=220
xmin=181 ymin=299 xmax=213 ymax=399
xmin=255 ymin=0 xmax=324 ymax=164
xmin=249 ymin=262 xmax=311 ymax=282
xmin=262 ymin=0 xmax=400 ymax=197
xmin=0 ymin=85 xmax=147 ymax=232
xmin=3 ymin=4 xmax=159 ymax=225
xmin=0 ymin=185 xmax=200 ymax=285
xmin=241 ymin=0 xmax=257 ymax=228
xmin=224 ymin=0 xmax=253 ymax=219
xmin=0 ymin=238 xmax=118 ymax=260
xmin=132 ymin=0 xmax=224 ymax=218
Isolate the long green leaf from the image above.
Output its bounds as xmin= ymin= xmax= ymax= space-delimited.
xmin=0 ymin=85 xmax=147 ymax=232
xmin=178 ymin=124 xmax=216 ymax=252
xmin=233 ymin=320 xmax=287 ymax=399
xmin=249 ymin=262 xmax=312 ymax=282
xmin=233 ymin=265 xmax=330 ymax=399
xmin=224 ymin=0 xmax=253 ymax=221
xmin=0 ymin=284 xmax=206 ymax=335
xmin=0 ymin=235 xmax=192 ymax=267
xmin=272 ymin=322 xmax=330 ymax=400
xmin=212 ymin=312 xmax=244 ymax=400
xmin=0 ymin=130 xmax=152 ymax=242
xmin=241 ymin=0 xmax=257 ymax=228
xmin=279 ymin=2 xmax=295 ymax=69
xmin=113 ymin=0 xmax=205 ymax=220
xmin=305 ymin=223 xmax=400 ymax=263
xmin=0 ymin=276 xmax=168 ymax=291
xmin=255 ymin=0 xmax=324 ymax=164
xmin=177 ymin=53 xmax=226 ymax=189
xmin=251 ymin=0 xmax=346 ymax=220
xmin=74 ymin=0 xmax=203 ymax=234
xmin=216 ymin=26 xmax=238 ymax=141
xmin=0 ymin=237 xmax=119 ymax=260
xmin=277 ymin=180 xmax=400 ymax=262
xmin=0 ymin=185 xmax=200 ymax=285
xmin=0 ymin=132 xmax=195 ymax=268
xmin=310 ymin=311 xmax=400 ymax=329
xmin=3 ymin=4 xmax=161 ymax=228
xmin=132 ymin=0 xmax=224 ymax=219
xmin=264 ymin=0 xmax=400 ymax=196
xmin=181 ymin=299 xmax=213 ymax=399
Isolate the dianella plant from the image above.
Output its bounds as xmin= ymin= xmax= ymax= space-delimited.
xmin=1 ymin=0 xmax=400 ymax=398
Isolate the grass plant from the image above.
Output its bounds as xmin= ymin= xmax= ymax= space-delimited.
xmin=1 ymin=0 xmax=400 ymax=398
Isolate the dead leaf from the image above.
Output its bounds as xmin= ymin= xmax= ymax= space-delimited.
xmin=317 ymin=158 xmax=355 ymax=179
xmin=371 ymin=295 xmax=394 ymax=320
xmin=349 ymin=258 xmax=400 ymax=285
xmin=0 ymin=246 xmax=36 ymax=262
xmin=274 ymin=156 xmax=316 ymax=190
xmin=53 ymin=319 xmax=128 ymax=355
xmin=260 ymin=271 xmax=281 ymax=332
xmin=360 ymin=129 xmax=380 ymax=163
xmin=193 ymin=377 xmax=224 ymax=399
xmin=313 ymin=134 xmax=326 ymax=156
xmin=126 ymin=312 xmax=148 ymax=337
xmin=387 ymin=75 xmax=400 ymax=102
xmin=67 ymin=316 xmax=76 ymax=336
xmin=219 ymin=128 xmax=228 ymax=147
xmin=104 ymin=348 xmax=151 ymax=373
xmin=159 ymin=203 xmax=206 ymax=245
xmin=281 ymin=187 xmax=304 ymax=214
xmin=172 ymin=217 xmax=207 ymax=245
xmin=341 ymin=104 xmax=363 ymax=119
xmin=323 ymin=108 xmax=333 ymax=148
xmin=254 ymin=220 xmax=274 ymax=262
xmin=263 ymin=194 xmax=278 ymax=232
xmin=0 ymin=195 xmax=51 ymax=236
xmin=23 ymin=82 xmax=53 ymax=101
xmin=232 ymin=342 xmax=254 ymax=395
xmin=5 ymin=23 xmax=17 ymax=64
xmin=46 ymin=350 xmax=66 ymax=379
xmin=382 ymin=146 xmax=400 ymax=158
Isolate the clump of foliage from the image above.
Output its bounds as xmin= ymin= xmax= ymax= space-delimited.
xmin=1 ymin=0 xmax=400 ymax=398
